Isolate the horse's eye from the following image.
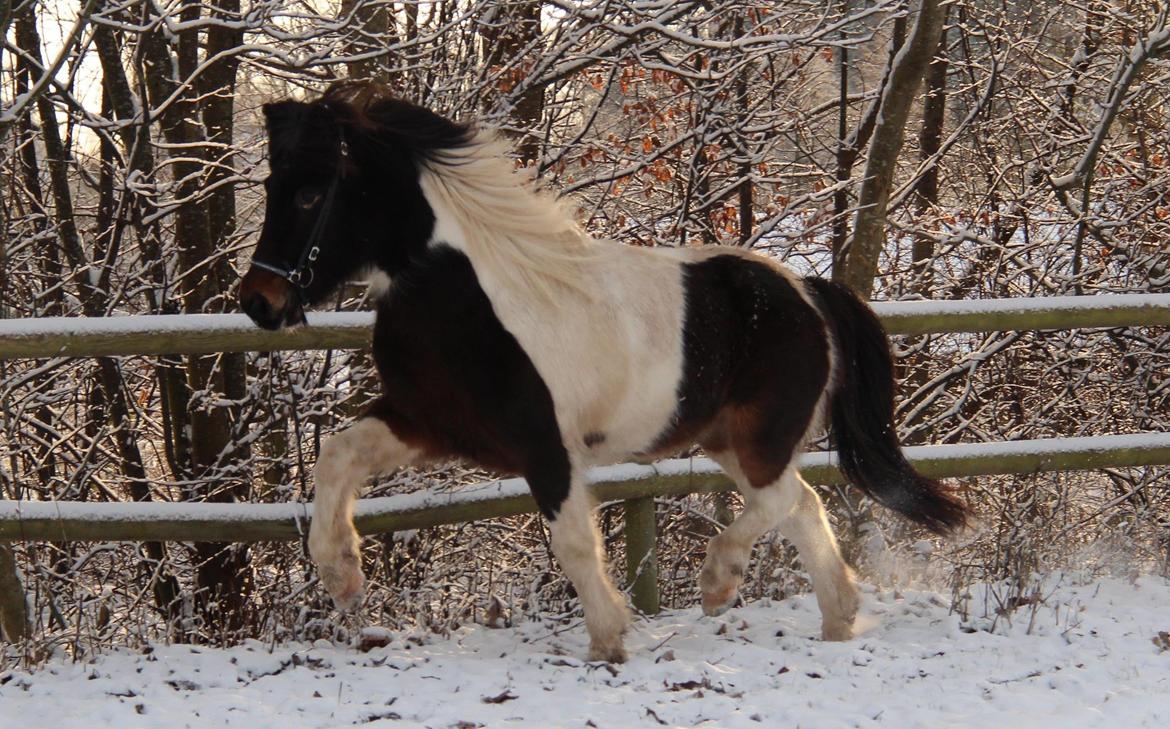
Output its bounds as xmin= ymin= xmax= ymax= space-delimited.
xmin=295 ymin=188 xmax=322 ymax=211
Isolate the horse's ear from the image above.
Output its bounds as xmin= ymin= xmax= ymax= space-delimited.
xmin=262 ymin=101 xmax=303 ymax=139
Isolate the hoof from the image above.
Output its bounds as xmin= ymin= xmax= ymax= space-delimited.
xmin=332 ymin=584 xmax=365 ymax=612
xmin=821 ymin=620 xmax=854 ymax=642
xmin=701 ymin=587 xmax=738 ymax=617
xmin=699 ymin=546 xmax=745 ymax=618
xmin=319 ymin=562 xmax=365 ymax=611
xmin=588 ymin=640 xmax=628 ymax=664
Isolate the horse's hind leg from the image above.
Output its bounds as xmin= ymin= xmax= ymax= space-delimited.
xmin=310 ymin=415 xmax=419 ymax=610
xmin=543 ymin=477 xmax=631 ymax=663
xmin=771 ymin=469 xmax=858 ymax=640
xmin=701 ymin=455 xmax=858 ymax=641
xmin=699 ymin=451 xmax=785 ymax=615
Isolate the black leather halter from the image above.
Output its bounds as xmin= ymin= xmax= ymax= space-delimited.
xmin=251 ymin=136 xmax=349 ymax=292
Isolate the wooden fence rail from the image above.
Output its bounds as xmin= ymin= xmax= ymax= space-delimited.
xmin=0 ymin=293 xmax=1168 ymax=359
xmin=4 ymin=434 xmax=1170 ymax=543
xmin=0 ymin=294 xmax=1168 ymax=640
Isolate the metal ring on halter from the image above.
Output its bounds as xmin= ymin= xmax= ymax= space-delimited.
xmin=288 ymin=267 xmax=314 ymax=288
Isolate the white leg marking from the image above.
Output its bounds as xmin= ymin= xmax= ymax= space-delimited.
xmin=546 ymin=479 xmax=631 ymax=662
xmin=310 ymin=418 xmax=418 ymax=610
xmin=773 ymin=470 xmax=859 ymax=641
xmin=699 ymin=454 xmax=793 ymax=617
xmin=701 ymin=459 xmax=858 ymax=640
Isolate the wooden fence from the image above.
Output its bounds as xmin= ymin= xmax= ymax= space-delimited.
xmin=1 ymin=294 xmax=1168 ymax=641
xmin=1 ymin=293 xmax=1168 ymax=359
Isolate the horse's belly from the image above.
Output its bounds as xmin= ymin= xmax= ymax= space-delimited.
xmin=518 ymin=291 xmax=687 ymax=464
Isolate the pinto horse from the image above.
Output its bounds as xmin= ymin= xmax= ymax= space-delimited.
xmin=239 ymin=83 xmax=966 ymax=662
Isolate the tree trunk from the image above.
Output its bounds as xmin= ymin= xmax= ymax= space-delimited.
xmin=834 ymin=0 xmax=947 ymax=299
xmin=734 ymin=14 xmax=753 ymax=246
xmin=832 ymin=9 xmax=907 ymax=262
xmin=139 ymin=0 xmax=251 ymax=636
xmin=14 ymin=7 xmax=86 ymax=302
xmin=340 ymin=0 xmax=396 ymax=84
xmin=480 ymin=1 xmax=546 ymax=163
xmin=911 ymin=8 xmax=949 ymax=293
xmin=13 ymin=4 xmax=68 ymax=502
xmin=900 ymin=11 xmax=950 ymax=446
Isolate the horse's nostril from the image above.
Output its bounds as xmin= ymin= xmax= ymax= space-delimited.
xmin=242 ymin=292 xmax=277 ymax=328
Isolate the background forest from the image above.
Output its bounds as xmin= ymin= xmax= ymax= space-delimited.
xmin=0 ymin=0 xmax=1167 ymax=658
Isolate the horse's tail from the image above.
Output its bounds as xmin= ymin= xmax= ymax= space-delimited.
xmin=805 ymin=277 xmax=967 ymax=535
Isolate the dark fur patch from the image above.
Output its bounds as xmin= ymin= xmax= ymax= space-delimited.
xmin=247 ymin=88 xmax=473 ymax=323
xmin=364 ymin=245 xmax=571 ymax=519
xmin=653 ymin=255 xmax=830 ymax=488
xmin=583 ymin=431 xmax=606 ymax=448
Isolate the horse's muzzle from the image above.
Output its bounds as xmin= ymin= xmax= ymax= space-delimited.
xmin=240 ymin=267 xmax=307 ymax=330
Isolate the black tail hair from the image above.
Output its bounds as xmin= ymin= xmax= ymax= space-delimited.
xmin=805 ymin=277 xmax=967 ymax=534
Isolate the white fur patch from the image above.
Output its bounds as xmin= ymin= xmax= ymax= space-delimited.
xmin=420 ymin=152 xmax=688 ymax=463
xmin=547 ymin=480 xmax=631 ymax=659
xmin=363 ymin=268 xmax=394 ymax=300
xmin=309 ymin=418 xmax=419 ymax=606
xmin=703 ymin=459 xmax=858 ymax=639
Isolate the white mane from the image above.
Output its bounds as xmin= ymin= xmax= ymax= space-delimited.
xmin=417 ymin=131 xmax=600 ymax=302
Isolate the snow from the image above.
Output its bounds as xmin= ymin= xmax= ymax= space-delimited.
xmin=2 ymin=432 xmax=1168 ymax=527
xmin=3 ymin=576 xmax=1169 ymax=727
xmin=901 ymin=431 xmax=1170 ymax=459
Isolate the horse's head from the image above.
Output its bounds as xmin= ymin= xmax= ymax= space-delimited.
xmin=240 ymin=84 xmax=471 ymax=329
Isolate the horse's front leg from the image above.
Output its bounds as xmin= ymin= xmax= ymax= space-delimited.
xmin=538 ymin=473 xmax=632 ymax=663
xmin=310 ymin=415 xmax=418 ymax=609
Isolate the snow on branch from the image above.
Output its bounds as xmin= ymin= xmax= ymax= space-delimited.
xmin=1049 ymin=17 xmax=1170 ymax=191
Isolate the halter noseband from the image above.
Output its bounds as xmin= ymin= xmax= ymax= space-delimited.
xmin=252 ymin=135 xmax=350 ymax=292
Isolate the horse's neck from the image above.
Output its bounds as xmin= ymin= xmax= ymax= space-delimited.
xmin=419 ymin=164 xmax=598 ymax=308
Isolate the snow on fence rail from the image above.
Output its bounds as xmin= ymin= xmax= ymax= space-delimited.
xmin=0 ymin=294 xmax=1168 ymax=637
xmin=0 ymin=293 xmax=1168 ymax=359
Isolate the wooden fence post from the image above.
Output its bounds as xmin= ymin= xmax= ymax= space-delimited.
xmin=624 ymin=496 xmax=659 ymax=615
xmin=0 ymin=544 xmax=29 ymax=642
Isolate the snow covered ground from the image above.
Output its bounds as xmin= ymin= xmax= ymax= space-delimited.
xmin=3 ymin=576 xmax=1169 ymax=728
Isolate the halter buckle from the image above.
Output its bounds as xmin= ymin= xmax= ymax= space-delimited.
xmin=288 ymin=267 xmax=314 ymax=288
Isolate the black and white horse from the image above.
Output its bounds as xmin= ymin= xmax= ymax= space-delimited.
xmin=240 ymin=83 xmax=966 ymax=663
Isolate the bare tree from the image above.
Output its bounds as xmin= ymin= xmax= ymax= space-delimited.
xmin=835 ymin=0 xmax=947 ymax=297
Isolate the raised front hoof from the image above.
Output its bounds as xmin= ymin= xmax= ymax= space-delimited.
xmin=588 ymin=639 xmax=628 ymax=664
xmin=319 ymin=563 xmax=366 ymax=612
xmin=331 ymin=586 xmax=365 ymax=613
xmin=701 ymin=587 xmax=739 ymax=617
xmin=821 ymin=620 xmax=855 ymax=642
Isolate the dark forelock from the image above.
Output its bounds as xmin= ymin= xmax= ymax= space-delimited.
xmin=263 ymin=82 xmax=475 ymax=178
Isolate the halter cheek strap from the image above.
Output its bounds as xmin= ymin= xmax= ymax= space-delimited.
xmin=253 ymin=136 xmax=349 ymax=293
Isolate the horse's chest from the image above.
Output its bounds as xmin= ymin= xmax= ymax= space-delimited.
xmin=371 ymin=256 xmax=524 ymax=397
xmin=367 ymin=248 xmax=563 ymax=470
